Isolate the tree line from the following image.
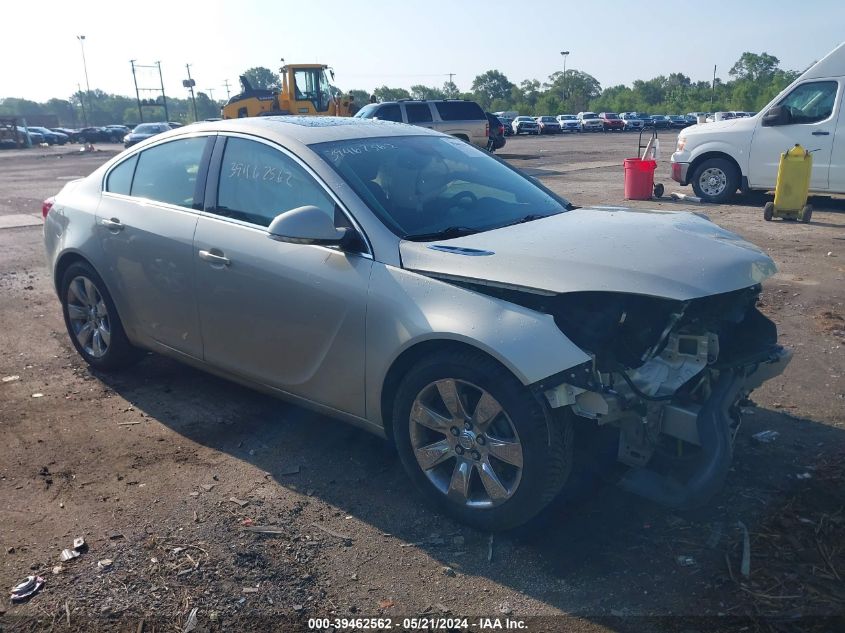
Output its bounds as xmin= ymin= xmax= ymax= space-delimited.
xmin=0 ymin=52 xmax=802 ymax=127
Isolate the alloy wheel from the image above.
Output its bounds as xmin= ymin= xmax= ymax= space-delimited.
xmin=409 ymin=378 xmax=523 ymax=508
xmin=66 ymin=275 xmax=111 ymax=358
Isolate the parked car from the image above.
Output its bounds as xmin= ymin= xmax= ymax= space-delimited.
xmin=498 ymin=116 xmax=514 ymax=136
xmin=672 ymin=41 xmax=845 ymax=203
xmin=635 ymin=113 xmax=653 ymax=128
xmin=649 ymin=115 xmax=673 ymax=129
xmin=27 ymin=126 xmax=68 ymax=145
xmin=43 ymin=116 xmax=791 ymax=530
xmin=511 ymin=116 xmax=539 ymax=135
xmin=16 ymin=127 xmax=45 ymax=145
xmin=577 ymin=112 xmax=603 ymax=132
xmin=355 ymin=99 xmax=488 ymax=148
xmin=555 ymin=114 xmax=580 ymax=133
xmin=485 ymin=112 xmax=506 ymax=151
xmin=669 ymin=115 xmax=691 ymax=129
xmin=105 ymin=125 xmax=131 ymax=142
xmin=123 ymin=123 xmax=172 ymax=148
xmin=598 ymin=112 xmax=624 ymax=132
xmin=619 ymin=113 xmax=644 ymax=131
xmin=705 ymin=112 xmax=735 ymax=123
xmin=535 ymin=116 xmax=561 ymax=134
xmin=76 ymin=127 xmax=112 ymax=143
xmin=684 ymin=115 xmax=699 ymax=126
xmin=52 ymin=128 xmax=80 ymax=142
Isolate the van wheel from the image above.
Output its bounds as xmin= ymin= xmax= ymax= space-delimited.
xmin=392 ymin=349 xmax=572 ymax=531
xmin=60 ymin=262 xmax=142 ymax=371
xmin=690 ymin=158 xmax=739 ymax=203
xmin=801 ymin=205 xmax=813 ymax=223
xmin=763 ymin=202 xmax=774 ymax=221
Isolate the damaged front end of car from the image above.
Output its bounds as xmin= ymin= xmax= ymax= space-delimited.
xmin=459 ymin=281 xmax=791 ymax=509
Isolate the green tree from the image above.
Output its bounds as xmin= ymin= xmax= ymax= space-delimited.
xmin=442 ymin=80 xmax=460 ymax=98
xmin=372 ymin=86 xmax=411 ymax=101
xmin=410 ymin=84 xmax=445 ymax=100
xmin=347 ymin=89 xmax=372 ymax=105
xmin=241 ymin=67 xmax=281 ymax=91
xmin=729 ymin=52 xmax=780 ymax=82
xmin=471 ymin=70 xmax=514 ymax=107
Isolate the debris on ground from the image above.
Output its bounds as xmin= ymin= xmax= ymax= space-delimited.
xmin=182 ymin=606 xmax=198 ymax=633
xmin=751 ymin=430 xmax=780 ymax=443
xmin=670 ymin=192 xmax=702 ymax=203
xmin=675 ymin=555 xmax=696 ymax=567
xmin=228 ymin=497 xmax=249 ymax=508
xmin=243 ymin=525 xmax=286 ymax=535
xmin=59 ymin=548 xmax=79 ymax=561
xmin=312 ymin=522 xmax=352 ymax=542
xmin=97 ymin=558 xmax=113 ymax=570
xmin=1 ymin=375 xmax=20 ymax=383
xmin=10 ymin=575 xmax=44 ymax=602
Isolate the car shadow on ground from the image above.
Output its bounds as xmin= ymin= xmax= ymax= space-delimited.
xmin=95 ymin=352 xmax=844 ymax=625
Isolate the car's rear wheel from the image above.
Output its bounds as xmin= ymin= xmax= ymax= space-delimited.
xmin=393 ymin=350 xmax=572 ymax=531
xmin=60 ymin=262 xmax=142 ymax=371
xmin=690 ymin=158 xmax=739 ymax=203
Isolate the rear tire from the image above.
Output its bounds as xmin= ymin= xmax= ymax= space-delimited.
xmin=392 ymin=349 xmax=572 ymax=532
xmin=60 ymin=262 xmax=142 ymax=371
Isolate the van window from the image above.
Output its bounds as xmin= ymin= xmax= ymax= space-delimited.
xmin=434 ymin=101 xmax=484 ymax=121
xmin=405 ymin=103 xmax=433 ymax=123
xmin=374 ymin=104 xmax=402 ymax=122
xmin=778 ymin=81 xmax=838 ymax=124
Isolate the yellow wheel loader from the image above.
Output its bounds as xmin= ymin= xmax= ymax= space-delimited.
xmin=222 ymin=63 xmax=355 ymax=119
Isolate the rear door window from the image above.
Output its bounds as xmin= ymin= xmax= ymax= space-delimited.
xmin=405 ymin=103 xmax=433 ymax=123
xmin=435 ymin=101 xmax=484 ymax=121
xmin=130 ymin=137 xmax=208 ymax=208
xmin=212 ymin=137 xmax=335 ymax=227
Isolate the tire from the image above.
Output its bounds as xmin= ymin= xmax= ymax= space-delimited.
xmin=690 ymin=157 xmax=739 ymax=203
xmin=60 ymin=261 xmax=142 ymax=371
xmin=392 ymin=349 xmax=572 ymax=531
xmin=801 ymin=204 xmax=813 ymax=223
xmin=763 ymin=202 xmax=774 ymax=221
xmin=653 ymin=182 xmax=664 ymax=198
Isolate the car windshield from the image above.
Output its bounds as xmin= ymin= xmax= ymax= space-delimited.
xmin=560 ymin=115 xmax=575 ymax=120
xmin=314 ymin=135 xmax=570 ymax=240
xmin=516 ymin=117 xmax=533 ymax=121
xmin=604 ymin=113 xmax=620 ymax=119
xmin=540 ymin=117 xmax=556 ymax=122
xmin=582 ymin=113 xmax=598 ymax=118
xmin=354 ymin=104 xmax=380 ymax=119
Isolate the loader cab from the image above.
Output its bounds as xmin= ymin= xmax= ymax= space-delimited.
xmin=289 ymin=66 xmax=334 ymax=113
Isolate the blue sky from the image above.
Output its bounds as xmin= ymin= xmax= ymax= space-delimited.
xmin=3 ymin=0 xmax=843 ymax=102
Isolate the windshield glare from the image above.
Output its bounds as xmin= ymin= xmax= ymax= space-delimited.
xmin=314 ymin=136 xmax=569 ymax=240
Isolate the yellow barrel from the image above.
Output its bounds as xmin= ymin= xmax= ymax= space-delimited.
xmin=773 ymin=144 xmax=812 ymax=212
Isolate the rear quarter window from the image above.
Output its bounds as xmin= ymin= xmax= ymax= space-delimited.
xmin=105 ymin=154 xmax=138 ymax=195
xmin=435 ymin=101 xmax=485 ymax=121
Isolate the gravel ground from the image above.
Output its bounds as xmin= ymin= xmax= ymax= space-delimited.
xmin=0 ymin=135 xmax=843 ymax=632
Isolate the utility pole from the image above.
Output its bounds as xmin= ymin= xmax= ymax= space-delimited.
xmin=447 ymin=73 xmax=455 ymax=84
xmin=223 ymin=79 xmax=231 ymax=99
xmin=184 ymin=64 xmax=198 ymax=122
xmin=157 ymin=61 xmax=170 ymax=121
xmin=130 ymin=60 xmax=143 ymax=122
xmin=206 ymin=88 xmax=215 ymax=103
xmin=710 ymin=64 xmax=717 ymax=110
xmin=77 ymin=83 xmax=88 ymax=127
xmin=560 ymin=51 xmax=570 ymax=102
xmin=77 ymin=35 xmax=92 ymax=125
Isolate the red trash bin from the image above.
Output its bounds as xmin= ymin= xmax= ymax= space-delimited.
xmin=623 ymin=158 xmax=657 ymax=200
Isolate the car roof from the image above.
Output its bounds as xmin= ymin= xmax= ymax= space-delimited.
xmin=147 ymin=116 xmax=438 ymax=147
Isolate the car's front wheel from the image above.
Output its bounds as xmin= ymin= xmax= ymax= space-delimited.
xmin=60 ymin=261 xmax=142 ymax=371
xmin=393 ymin=350 xmax=572 ymax=531
xmin=690 ymin=157 xmax=739 ymax=203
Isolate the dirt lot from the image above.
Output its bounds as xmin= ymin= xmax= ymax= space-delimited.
xmin=1 ymin=134 xmax=843 ymax=633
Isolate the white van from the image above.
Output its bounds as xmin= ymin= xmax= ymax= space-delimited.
xmin=671 ymin=41 xmax=845 ymax=202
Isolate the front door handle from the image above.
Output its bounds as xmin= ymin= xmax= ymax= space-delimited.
xmin=99 ymin=217 xmax=124 ymax=232
xmin=198 ymin=249 xmax=231 ymax=267
xmin=812 ymin=130 xmax=830 ymax=136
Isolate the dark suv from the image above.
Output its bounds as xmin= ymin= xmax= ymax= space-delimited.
xmin=485 ymin=112 xmax=506 ymax=152
xmin=355 ymin=99 xmax=488 ymax=148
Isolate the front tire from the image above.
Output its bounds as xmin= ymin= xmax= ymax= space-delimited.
xmin=60 ymin=262 xmax=142 ymax=371
xmin=690 ymin=157 xmax=739 ymax=203
xmin=393 ymin=350 xmax=572 ymax=531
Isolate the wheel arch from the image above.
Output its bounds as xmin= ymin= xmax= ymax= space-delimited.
xmin=53 ymin=250 xmax=93 ymax=295
xmin=379 ymin=339 xmax=520 ymax=443
xmin=688 ymin=150 xmax=743 ymax=183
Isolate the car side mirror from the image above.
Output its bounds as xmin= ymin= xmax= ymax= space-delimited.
xmin=762 ymin=105 xmax=789 ymax=127
xmin=267 ymin=205 xmax=353 ymax=247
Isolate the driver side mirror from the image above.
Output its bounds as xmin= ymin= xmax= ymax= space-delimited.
xmin=762 ymin=105 xmax=790 ymax=127
xmin=267 ymin=205 xmax=354 ymax=248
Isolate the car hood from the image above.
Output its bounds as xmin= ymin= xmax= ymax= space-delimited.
xmin=399 ymin=207 xmax=776 ymax=301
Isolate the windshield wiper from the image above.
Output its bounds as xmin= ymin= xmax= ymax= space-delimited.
xmin=404 ymin=226 xmax=479 ymax=242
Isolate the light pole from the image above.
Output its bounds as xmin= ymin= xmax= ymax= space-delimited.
xmin=77 ymin=35 xmax=92 ymax=125
xmin=560 ymin=51 xmax=570 ymax=103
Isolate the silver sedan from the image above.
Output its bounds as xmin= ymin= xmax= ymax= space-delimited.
xmin=44 ymin=117 xmax=790 ymax=530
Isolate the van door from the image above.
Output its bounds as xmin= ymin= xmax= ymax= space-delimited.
xmin=748 ymin=80 xmax=840 ymax=190
xmin=828 ymin=90 xmax=845 ymax=191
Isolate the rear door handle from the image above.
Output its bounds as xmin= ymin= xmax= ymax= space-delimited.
xmin=198 ymin=249 xmax=231 ymax=267
xmin=812 ymin=130 xmax=830 ymax=136
xmin=99 ymin=217 xmax=124 ymax=231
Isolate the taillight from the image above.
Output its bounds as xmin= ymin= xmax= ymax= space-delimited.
xmin=42 ymin=197 xmax=55 ymax=220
